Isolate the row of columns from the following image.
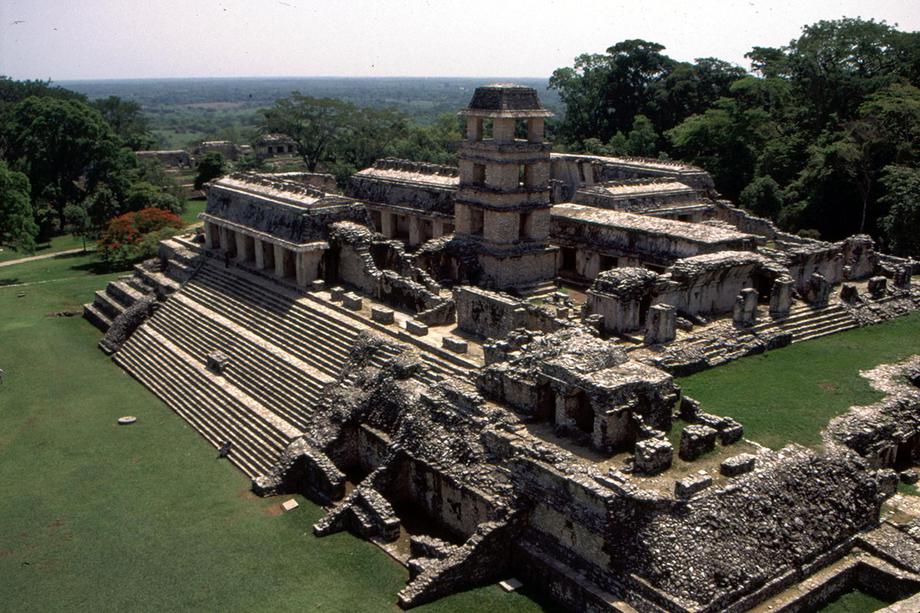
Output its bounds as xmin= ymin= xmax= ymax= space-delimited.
xmin=377 ymin=210 xmax=453 ymax=247
xmin=204 ymin=221 xmax=320 ymax=287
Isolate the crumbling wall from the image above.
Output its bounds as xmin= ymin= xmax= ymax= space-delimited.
xmin=454 ymin=285 xmax=565 ymax=340
xmin=666 ymin=252 xmax=786 ymax=316
xmin=329 ymin=222 xmax=455 ymax=324
xmin=99 ymin=294 xmax=160 ymax=354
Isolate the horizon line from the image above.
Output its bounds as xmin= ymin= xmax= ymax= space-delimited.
xmin=46 ymin=75 xmax=556 ymax=84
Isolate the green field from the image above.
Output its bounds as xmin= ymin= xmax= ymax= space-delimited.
xmin=0 ymin=234 xmax=88 ymax=263
xmin=0 ymin=253 xmax=549 ymax=612
xmin=678 ymin=311 xmax=920 ymax=450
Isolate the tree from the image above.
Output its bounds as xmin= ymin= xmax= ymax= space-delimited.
xmin=0 ymin=161 xmax=38 ymax=254
xmin=125 ymin=181 xmax=183 ymax=214
xmin=92 ymin=96 xmax=155 ymax=150
xmin=739 ymin=176 xmax=784 ymax=218
xmin=625 ymin=115 xmax=659 ymax=156
xmin=194 ymin=153 xmax=227 ymax=190
xmin=99 ymin=207 xmax=183 ymax=266
xmin=878 ymin=165 xmax=920 ymax=257
xmin=1 ymin=95 xmax=135 ymax=226
xmin=63 ymin=203 xmax=91 ymax=252
xmin=261 ymin=94 xmax=354 ymax=171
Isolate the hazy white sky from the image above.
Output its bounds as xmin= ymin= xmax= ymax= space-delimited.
xmin=2 ymin=0 xmax=919 ymax=80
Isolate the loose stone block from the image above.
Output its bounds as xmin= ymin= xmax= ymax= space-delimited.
xmin=901 ymin=469 xmax=919 ymax=485
xmin=406 ymin=319 xmax=429 ymax=336
xmin=868 ymin=276 xmax=887 ymax=299
xmin=499 ymin=578 xmax=523 ymax=592
xmin=805 ymin=273 xmax=831 ymax=307
xmin=311 ymin=279 xmax=326 ymax=291
xmin=679 ymin=425 xmax=718 ymax=461
xmin=720 ymin=453 xmax=756 ymax=477
xmin=634 ymin=438 xmax=673 ymax=475
xmin=839 ymin=282 xmax=860 ymax=303
xmin=371 ymin=306 xmax=395 ymax=324
xmin=330 ymin=286 xmax=346 ymax=301
xmin=718 ymin=418 xmax=744 ymax=445
xmin=342 ymin=293 xmax=363 ymax=311
xmin=644 ymin=303 xmax=676 ymax=344
xmin=206 ymin=350 xmax=231 ymax=374
xmin=769 ymin=276 xmax=794 ymax=319
xmin=281 ymin=499 xmax=299 ymax=512
xmin=675 ymin=472 xmax=713 ymax=498
xmin=442 ymin=336 xmax=468 ymax=354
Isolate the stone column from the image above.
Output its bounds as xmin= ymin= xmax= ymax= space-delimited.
xmin=381 ymin=212 xmax=396 ymax=239
xmin=273 ymin=244 xmax=286 ymax=278
xmin=408 ymin=216 xmax=421 ymax=246
xmin=203 ymin=221 xmax=215 ymax=249
xmin=732 ymin=288 xmax=759 ymax=326
xmin=219 ymin=226 xmax=233 ymax=257
xmin=295 ymin=251 xmax=306 ymax=287
xmin=432 ymin=219 xmax=444 ymax=239
xmin=769 ymin=276 xmax=794 ymax=319
xmin=805 ymin=273 xmax=831 ymax=307
xmin=644 ymin=304 xmax=676 ymax=344
xmin=234 ymin=232 xmax=249 ymax=263
xmin=254 ymin=238 xmax=265 ymax=269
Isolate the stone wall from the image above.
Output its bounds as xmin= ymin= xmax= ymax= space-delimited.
xmin=454 ymin=285 xmax=564 ymax=340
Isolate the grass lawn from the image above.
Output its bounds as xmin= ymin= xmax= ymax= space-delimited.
xmin=0 ymin=253 xmax=549 ymax=612
xmin=181 ymin=198 xmax=207 ymax=226
xmin=0 ymin=234 xmax=88 ymax=263
xmin=678 ymin=311 xmax=920 ymax=450
xmin=819 ymin=589 xmax=891 ymax=613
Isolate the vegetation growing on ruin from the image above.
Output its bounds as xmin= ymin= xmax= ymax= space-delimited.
xmin=678 ymin=310 xmax=920 ymax=450
xmin=0 ymin=252 xmax=552 ymax=613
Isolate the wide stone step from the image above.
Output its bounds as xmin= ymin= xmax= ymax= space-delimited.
xmin=107 ymin=279 xmax=145 ymax=307
xmin=180 ymin=286 xmax=353 ymax=378
xmin=114 ymin=345 xmax=268 ymax=477
xmin=791 ymin=321 xmax=860 ymax=343
xmin=93 ymin=290 xmax=125 ymax=320
xmin=115 ymin=329 xmax=290 ymax=477
xmin=83 ymin=303 xmax=112 ymax=332
xmin=194 ymin=268 xmax=361 ymax=348
xmin=149 ymin=301 xmax=324 ymax=430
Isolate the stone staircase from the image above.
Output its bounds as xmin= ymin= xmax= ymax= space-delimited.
xmin=114 ymin=325 xmax=299 ymax=478
xmin=668 ymin=301 xmax=861 ymax=367
xmin=108 ymin=253 xmax=476 ymax=478
xmin=83 ymin=241 xmax=192 ymax=333
xmin=185 ymin=260 xmax=472 ymax=386
xmin=750 ymin=301 xmax=859 ymax=344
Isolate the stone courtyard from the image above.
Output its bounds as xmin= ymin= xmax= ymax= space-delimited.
xmin=83 ymin=84 xmax=920 ymax=611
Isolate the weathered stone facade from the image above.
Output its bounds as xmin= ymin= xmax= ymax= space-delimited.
xmin=82 ymin=81 xmax=920 ymax=612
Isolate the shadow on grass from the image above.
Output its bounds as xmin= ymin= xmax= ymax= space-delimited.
xmin=0 ymin=278 xmax=21 ymax=286
xmin=70 ymin=259 xmax=135 ymax=275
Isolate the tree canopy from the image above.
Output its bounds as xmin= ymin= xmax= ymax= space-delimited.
xmin=552 ymin=18 xmax=920 ymax=243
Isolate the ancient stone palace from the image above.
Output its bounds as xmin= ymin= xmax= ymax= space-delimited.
xmin=85 ymin=84 xmax=920 ymax=611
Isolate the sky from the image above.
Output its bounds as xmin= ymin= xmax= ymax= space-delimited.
xmin=2 ymin=0 xmax=919 ymax=81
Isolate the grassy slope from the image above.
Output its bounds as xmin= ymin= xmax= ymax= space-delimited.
xmin=0 ymin=254 xmax=547 ymax=612
xmin=0 ymin=234 xmax=87 ymax=263
xmin=678 ymin=311 xmax=920 ymax=450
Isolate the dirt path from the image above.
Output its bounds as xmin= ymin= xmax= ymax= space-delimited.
xmin=0 ymin=248 xmax=89 ymax=269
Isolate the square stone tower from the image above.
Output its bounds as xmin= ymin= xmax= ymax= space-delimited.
xmin=455 ymin=84 xmax=558 ymax=291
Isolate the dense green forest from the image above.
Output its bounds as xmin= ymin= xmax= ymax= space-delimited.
xmin=2 ymin=18 xmax=919 ymax=259
xmin=549 ymin=19 xmax=920 ymax=253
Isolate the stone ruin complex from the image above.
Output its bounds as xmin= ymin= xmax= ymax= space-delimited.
xmin=84 ymin=84 xmax=920 ymax=611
